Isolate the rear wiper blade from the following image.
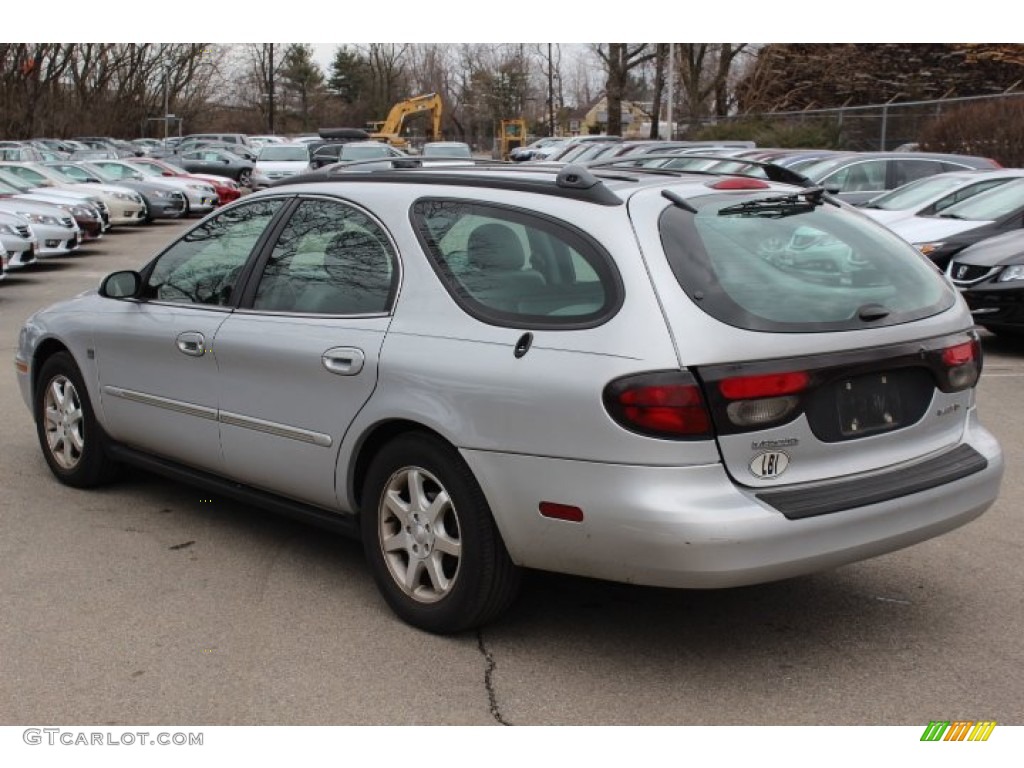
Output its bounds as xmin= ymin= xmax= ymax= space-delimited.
xmin=718 ymin=189 xmax=828 ymax=218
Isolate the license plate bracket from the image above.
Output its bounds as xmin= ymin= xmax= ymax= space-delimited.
xmin=837 ymin=373 xmax=904 ymax=437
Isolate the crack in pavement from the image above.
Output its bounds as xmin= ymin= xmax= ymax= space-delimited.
xmin=477 ymin=629 xmax=511 ymax=726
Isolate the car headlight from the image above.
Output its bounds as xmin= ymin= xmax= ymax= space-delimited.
xmin=186 ymin=183 xmax=208 ymax=192
xmin=0 ymin=224 xmax=14 ymax=235
xmin=70 ymin=205 xmax=93 ymax=217
xmin=914 ymin=242 xmax=945 ymax=257
xmin=998 ymin=265 xmax=1024 ymax=282
xmin=150 ymin=190 xmax=171 ymax=198
xmin=19 ymin=212 xmax=60 ymax=226
xmin=112 ymin=192 xmax=135 ymax=201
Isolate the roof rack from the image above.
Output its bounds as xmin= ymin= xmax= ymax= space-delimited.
xmin=274 ymin=160 xmax=625 ymax=206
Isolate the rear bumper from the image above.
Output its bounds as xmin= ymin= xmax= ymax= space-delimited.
xmin=462 ymin=412 xmax=1002 ymax=589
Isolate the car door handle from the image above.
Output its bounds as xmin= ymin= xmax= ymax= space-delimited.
xmin=322 ymin=347 xmax=364 ymax=376
xmin=176 ymin=331 xmax=206 ymax=357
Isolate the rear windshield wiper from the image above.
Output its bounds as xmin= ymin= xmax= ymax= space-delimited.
xmin=718 ymin=194 xmax=816 ymax=218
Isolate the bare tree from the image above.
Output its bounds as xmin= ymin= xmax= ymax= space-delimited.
xmin=595 ymin=44 xmax=655 ymax=136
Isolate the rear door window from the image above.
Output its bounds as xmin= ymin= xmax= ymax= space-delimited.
xmin=658 ymin=191 xmax=955 ymax=332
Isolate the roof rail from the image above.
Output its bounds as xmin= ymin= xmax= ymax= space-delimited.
xmin=585 ymin=154 xmax=816 ymax=188
xmin=273 ymin=161 xmax=624 ymax=206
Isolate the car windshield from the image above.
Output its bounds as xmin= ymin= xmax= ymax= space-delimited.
xmin=423 ymin=145 xmax=471 ymax=158
xmin=258 ymin=146 xmax=309 ymax=161
xmin=937 ymin=178 xmax=1024 ymax=220
xmin=866 ymin=175 xmax=969 ymax=210
xmin=83 ymin=165 xmax=120 ymax=183
xmin=659 ymin=190 xmax=954 ymax=332
xmin=0 ymin=170 xmax=33 ymax=191
xmin=41 ymin=165 xmax=82 ymax=183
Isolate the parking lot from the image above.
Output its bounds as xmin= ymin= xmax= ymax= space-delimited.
xmin=1 ymin=219 xmax=1022 ymax=726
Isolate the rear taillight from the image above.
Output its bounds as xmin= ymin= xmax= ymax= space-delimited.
xmin=603 ymin=371 xmax=713 ymax=439
xmin=717 ymin=370 xmax=809 ymax=428
xmin=940 ymin=338 xmax=982 ymax=390
xmin=708 ymin=177 xmax=771 ymax=190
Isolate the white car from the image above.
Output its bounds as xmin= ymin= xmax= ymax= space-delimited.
xmin=0 ymin=211 xmax=37 ymax=269
xmin=0 ymin=198 xmax=79 ymax=257
xmin=861 ymin=169 xmax=1024 ymax=226
xmin=253 ymin=144 xmax=312 ymax=187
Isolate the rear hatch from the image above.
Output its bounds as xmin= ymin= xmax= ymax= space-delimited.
xmin=632 ymin=182 xmax=981 ymax=498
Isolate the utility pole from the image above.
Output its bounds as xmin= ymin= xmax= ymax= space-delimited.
xmin=267 ymin=44 xmax=276 ymax=135
xmin=164 ymin=67 xmax=170 ymax=141
xmin=666 ymin=43 xmax=674 ymax=140
xmin=547 ymin=43 xmax=555 ymax=137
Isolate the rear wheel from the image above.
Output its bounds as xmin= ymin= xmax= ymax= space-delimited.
xmin=361 ymin=433 xmax=521 ymax=634
xmin=34 ymin=352 xmax=119 ymax=487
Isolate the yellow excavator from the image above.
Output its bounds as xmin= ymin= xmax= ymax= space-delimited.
xmin=369 ymin=93 xmax=443 ymax=151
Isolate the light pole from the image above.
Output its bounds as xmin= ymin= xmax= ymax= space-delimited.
xmin=163 ymin=66 xmax=170 ymax=141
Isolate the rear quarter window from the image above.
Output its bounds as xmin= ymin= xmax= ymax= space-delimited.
xmin=411 ymin=198 xmax=623 ymax=329
xmin=658 ymin=192 xmax=956 ymax=332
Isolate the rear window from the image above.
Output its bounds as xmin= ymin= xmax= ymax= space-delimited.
xmin=658 ymin=191 xmax=955 ymax=332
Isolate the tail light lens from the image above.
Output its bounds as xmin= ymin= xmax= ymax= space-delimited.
xmin=603 ymin=371 xmax=713 ymax=439
xmin=718 ymin=370 xmax=809 ymax=428
xmin=940 ymin=338 xmax=982 ymax=391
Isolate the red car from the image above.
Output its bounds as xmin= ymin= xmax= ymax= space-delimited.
xmin=131 ymin=158 xmax=241 ymax=206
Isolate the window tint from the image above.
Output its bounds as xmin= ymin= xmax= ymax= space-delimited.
xmin=893 ymin=159 xmax=945 ymax=187
xmin=824 ymin=160 xmax=887 ymax=192
xmin=659 ymin=193 xmax=955 ymax=333
xmin=411 ymin=199 xmax=621 ymax=328
xmin=144 ymin=199 xmax=284 ymax=305
xmin=252 ymin=199 xmax=395 ymax=314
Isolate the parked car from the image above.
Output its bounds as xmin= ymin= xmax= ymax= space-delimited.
xmin=253 ymin=143 xmax=312 ymax=187
xmin=0 ymin=168 xmax=111 ymax=233
xmin=860 ymin=169 xmax=1024 ymax=225
xmin=509 ymin=136 xmax=567 ymax=162
xmin=46 ymin=161 xmax=186 ymax=221
xmin=129 ymin=158 xmax=241 ymax=206
xmin=89 ymin=159 xmax=219 ymax=216
xmin=0 ymin=194 xmax=80 ymax=257
xmin=0 ymin=176 xmax=103 ymax=241
xmin=948 ymin=230 xmax=1024 ymax=337
xmin=16 ymin=162 xmax=1002 ymax=633
xmin=884 ymin=177 xmax=1024 ymax=269
xmin=170 ymin=148 xmax=256 ymax=187
xmin=180 ymin=133 xmax=251 ymax=148
xmin=797 ymin=151 xmax=1001 ymax=205
xmin=6 ymin=162 xmax=146 ymax=226
xmin=421 ymin=142 xmax=473 ymax=159
xmin=0 ymin=211 xmax=38 ymax=269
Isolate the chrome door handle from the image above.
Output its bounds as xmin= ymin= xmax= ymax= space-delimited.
xmin=176 ymin=331 xmax=206 ymax=357
xmin=322 ymin=347 xmax=365 ymax=376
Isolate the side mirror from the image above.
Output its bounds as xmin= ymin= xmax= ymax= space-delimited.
xmin=824 ymin=185 xmax=841 ymax=195
xmin=99 ymin=270 xmax=142 ymax=299
xmin=220 ymin=158 xmax=230 ymax=164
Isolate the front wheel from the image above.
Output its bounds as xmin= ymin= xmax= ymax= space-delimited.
xmin=361 ymin=433 xmax=521 ymax=634
xmin=237 ymin=170 xmax=252 ymax=188
xmin=34 ymin=351 xmax=119 ymax=487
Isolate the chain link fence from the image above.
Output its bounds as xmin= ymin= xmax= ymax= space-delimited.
xmin=692 ymin=91 xmax=1024 ymax=152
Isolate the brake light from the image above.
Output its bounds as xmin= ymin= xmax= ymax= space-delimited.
xmin=603 ymin=371 xmax=713 ymax=439
xmin=941 ymin=338 xmax=981 ymax=390
xmin=709 ymin=178 xmax=771 ymax=190
xmin=719 ymin=371 xmax=809 ymax=399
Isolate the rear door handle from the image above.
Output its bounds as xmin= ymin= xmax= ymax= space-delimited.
xmin=176 ymin=331 xmax=206 ymax=357
xmin=322 ymin=347 xmax=365 ymax=376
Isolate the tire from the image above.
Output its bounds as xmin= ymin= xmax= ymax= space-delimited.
xmin=34 ymin=351 xmax=119 ymax=488
xmin=238 ymin=170 xmax=252 ymax=188
xmin=361 ymin=433 xmax=521 ymax=634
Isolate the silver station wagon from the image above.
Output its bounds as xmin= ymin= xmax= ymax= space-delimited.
xmin=16 ymin=160 xmax=1004 ymax=633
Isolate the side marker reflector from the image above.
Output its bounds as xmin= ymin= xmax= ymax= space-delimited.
xmin=539 ymin=502 xmax=584 ymax=522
